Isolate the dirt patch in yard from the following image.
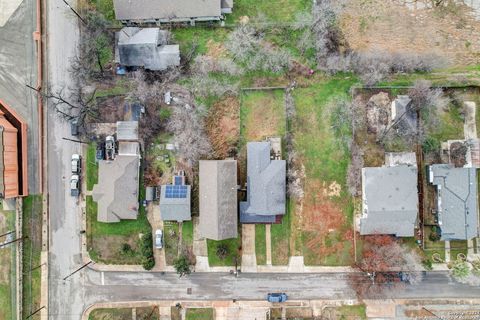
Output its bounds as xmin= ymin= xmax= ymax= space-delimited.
xmin=206 ymin=39 xmax=228 ymax=59
xmin=205 ymin=96 xmax=240 ymax=158
xmin=91 ymin=235 xmax=140 ymax=264
xmin=340 ymin=0 xmax=480 ymax=65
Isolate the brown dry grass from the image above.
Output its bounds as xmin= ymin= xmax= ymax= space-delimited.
xmin=205 ymin=96 xmax=240 ymax=158
xmin=206 ymin=39 xmax=228 ymax=59
xmin=92 ymin=235 xmax=140 ymax=264
xmin=340 ymin=0 xmax=480 ymax=65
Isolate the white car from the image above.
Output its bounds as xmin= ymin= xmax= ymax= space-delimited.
xmin=70 ymin=175 xmax=80 ymax=197
xmin=71 ymin=154 xmax=81 ymax=174
xmin=155 ymin=229 xmax=163 ymax=249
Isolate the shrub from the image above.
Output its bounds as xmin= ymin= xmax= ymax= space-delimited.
xmin=423 ymin=137 xmax=440 ymax=154
xmin=422 ymin=259 xmax=433 ymax=271
xmin=429 ymin=231 xmax=440 ymax=242
xmin=174 ymin=255 xmax=191 ymax=275
xmin=142 ymin=256 xmax=155 ymax=270
xmin=216 ymin=243 xmax=229 ymax=260
xmin=120 ymin=243 xmax=134 ymax=256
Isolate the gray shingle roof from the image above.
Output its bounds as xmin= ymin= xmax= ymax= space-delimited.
xmin=240 ymin=142 xmax=286 ymax=223
xmin=113 ymin=0 xmax=222 ymax=21
xmin=92 ymin=155 xmax=140 ymax=223
xmin=117 ymin=28 xmax=180 ymax=71
xmin=429 ymin=164 xmax=478 ymax=240
xmin=199 ymin=160 xmax=238 ymax=240
xmin=360 ymin=165 xmax=418 ymax=236
xmin=159 ymin=184 xmax=191 ymax=221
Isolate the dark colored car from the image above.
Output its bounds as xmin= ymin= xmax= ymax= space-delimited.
xmin=96 ymin=144 xmax=105 ymax=161
xmin=70 ymin=119 xmax=79 ymax=136
xmin=267 ymin=293 xmax=288 ymax=303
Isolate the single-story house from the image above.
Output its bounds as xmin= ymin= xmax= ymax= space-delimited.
xmin=116 ymin=27 xmax=180 ymax=71
xmin=360 ymin=153 xmax=418 ymax=237
xmin=159 ymin=174 xmax=191 ymax=222
xmin=113 ymin=0 xmax=233 ymax=23
xmin=429 ymin=164 xmax=478 ymax=240
xmin=240 ymin=141 xmax=286 ymax=224
xmin=92 ymin=155 xmax=140 ymax=223
xmin=199 ymin=160 xmax=238 ymax=240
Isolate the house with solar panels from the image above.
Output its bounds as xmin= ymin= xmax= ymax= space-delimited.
xmin=159 ymin=173 xmax=191 ymax=221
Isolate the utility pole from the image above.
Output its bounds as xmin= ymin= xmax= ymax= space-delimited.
xmin=0 ymin=236 xmax=27 ymax=247
xmin=62 ymin=137 xmax=88 ymax=144
xmin=62 ymin=0 xmax=87 ymax=25
xmin=63 ymin=260 xmax=93 ymax=281
xmin=26 ymin=306 xmax=45 ymax=319
xmin=421 ymin=307 xmax=443 ymax=320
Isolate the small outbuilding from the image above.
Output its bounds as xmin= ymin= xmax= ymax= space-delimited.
xmin=116 ymin=27 xmax=180 ymax=71
xmin=199 ymin=160 xmax=238 ymax=240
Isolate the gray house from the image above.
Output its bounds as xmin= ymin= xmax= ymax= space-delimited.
xmin=360 ymin=163 xmax=418 ymax=237
xmin=113 ymin=0 xmax=233 ymax=23
xmin=117 ymin=27 xmax=180 ymax=71
xmin=240 ymin=142 xmax=286 ymax=224
xmin=429 ymin=164 xmax=478 ymax=240
xmin=92 ymin=121 xmax=141 ymax=223
xmin=159 ymin=174 xmax=191 ymax=222
xmin=199 ymin=160 xmax=238 ymax=240
xmin=92 ymin=155 xmax=140 ymax=223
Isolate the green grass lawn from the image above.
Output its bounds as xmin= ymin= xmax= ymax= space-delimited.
xmin=450 ymin=240 xmax=468 ymax=261
xmin=185 ymin=308 xmax=214 ymax=320
xmin=86 ymin=196 xmax=151 ymax=264
xmin=88 ymin=308 xmax=132 ymax=320
xmin=207 ymin=238 xmax=241 ymax=266
xmin=293 ymin=76 xmax=358 ymax=266
xmin=86 ymin=143 xmax=98 ymax=191
xmin=333 ymin=304 xmax=367 ymax=320
xmin=22 ymin=195 xmax=43 ymax=319
xmin=172 ymin=28 xmax=229 ymax=58
xmin=182 ymin=221 xmax=194 ymax=247
xmin=255 ymin=224 xmax=266 ymax=265
xmin=228 ymin=0 xmax=311 ymax=23
xmin=271 ymin=210 xmax=290 ymax=265
xmin=164 ymin=222 xmax=180 ymax=265
xmin=424 ymin=227 xmax=446 ymax=262
xmin=0 ymin=207 xmax=15 ymax=320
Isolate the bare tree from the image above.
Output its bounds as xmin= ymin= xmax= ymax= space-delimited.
xmin=192 ymin=55 xmax=242 ymax=76
xmin=350 ymin=235 xmax=424 ymax=299
xmin=166 ymin=105 xmax=212 ymax=166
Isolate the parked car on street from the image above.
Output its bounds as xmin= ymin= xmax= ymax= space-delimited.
xmin=155 ymin=229 xmax=163 ymax=249
xmin=70 ymin=119 xmax=79 ymax=136
xmin=267 ymin=293 xmax=288 ymax=303
xmin=70 ymin=175 xmax=80 ymax=197
xmin=96 ymin=143 xmax=105 ymax=161
xmin=71 ymin=154 xmax=81 ymax=174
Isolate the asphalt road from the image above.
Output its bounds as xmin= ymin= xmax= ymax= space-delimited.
xmin=46 ymin=0 xmax=85 ymax=319
xmin=44 ymin=2 xmax=480 ymax=320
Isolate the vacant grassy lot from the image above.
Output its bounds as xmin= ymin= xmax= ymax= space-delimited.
xmin=185 ymin=308 xmax=214 ymax=320
xmin=86 ymin=196 xmax=151 ymax=264
xmin=0 ymin=207 xmax=15 ymax=320
xmin=292 ymin=77 xmax=357 ymax=266
xmin=22 ymin=195 xmax=43 ymax=319
xmin=255 ymin=224 xmax=266 ymax=265
xmin=207 ymin=237 xmax=241 ymax=266
xmin=240 ymin=89 xmax=286 ymax=145
xmin=86 ymin=143 xmax=98 ymax=191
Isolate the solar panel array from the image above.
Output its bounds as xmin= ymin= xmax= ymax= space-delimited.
xmin=174 ymin=176 xmax=183 ymax=186
xmin=165 ymin=185 xmax=188 ymax=198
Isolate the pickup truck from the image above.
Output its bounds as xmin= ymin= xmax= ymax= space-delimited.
xmin=70 ymin=175 xmax=80 ymax=197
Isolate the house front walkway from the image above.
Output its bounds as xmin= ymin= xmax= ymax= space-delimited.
xmin=265 ymin=224 xmax=272 ymax=265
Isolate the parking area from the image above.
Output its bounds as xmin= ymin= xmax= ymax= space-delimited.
xmin=0 ymin=0 xmax=40 ymax=194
